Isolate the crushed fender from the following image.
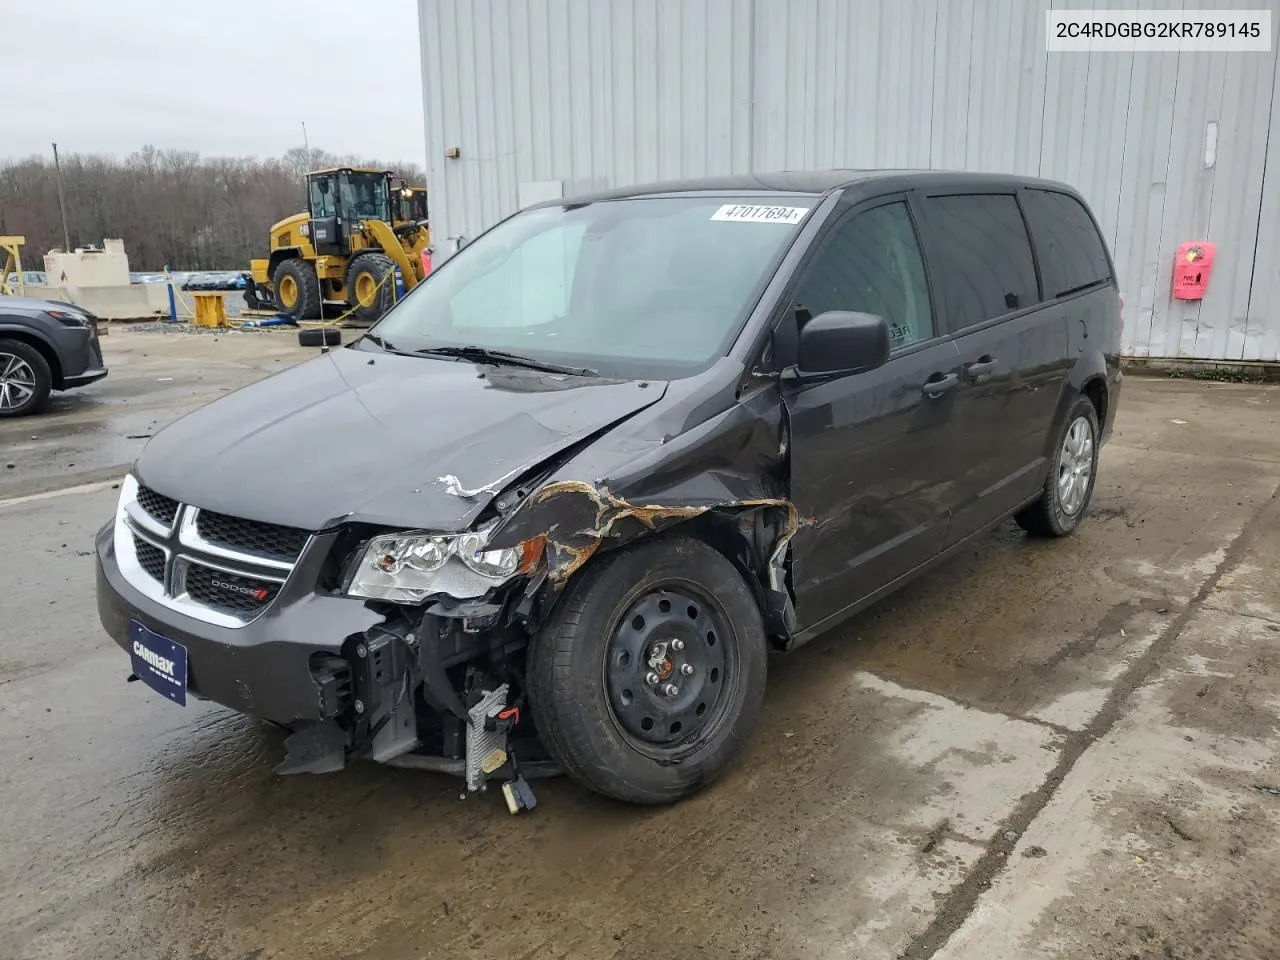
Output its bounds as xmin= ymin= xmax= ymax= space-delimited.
xmin=516 ymin=479 xmax=802 ymax=586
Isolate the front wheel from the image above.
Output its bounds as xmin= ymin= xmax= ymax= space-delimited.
xmin=528 ymin=535 xmax=768 ymax=805
xmin=271 ymin=258 xmax=322 ymax=319
xmin=345 ymin=253 xmax=396 ymax=324
xmin=1016 ymin=396 xmax=1100 ymax=537
xmin=0 ymin=338 xmax=52 ymax=418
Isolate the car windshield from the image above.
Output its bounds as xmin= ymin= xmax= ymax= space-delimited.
xmin=371 ymin=196 xmax=813 ymax=379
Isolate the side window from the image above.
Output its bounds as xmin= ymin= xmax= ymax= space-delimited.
xmin=309 ymin=179 xmax=335 ymax=219
xmin=793 ymin=201 xmax=934 ymax=350
xmin=449 ymin=223 xmax=585 ymax=329
xmin=1022 ymin=190 xmax=1112 ymax=298
xmin=925 ymin=194 xmax=1039 ymax=329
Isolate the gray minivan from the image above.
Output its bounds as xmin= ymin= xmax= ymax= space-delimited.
xmin=97 ymin=171 xmax=1121 ymax=809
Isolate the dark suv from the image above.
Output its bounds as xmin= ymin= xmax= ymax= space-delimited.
xmin=0 ymin=295 xmax=108 ymax=416
xmin=96 ymin=171 xmax=1121 ymax=807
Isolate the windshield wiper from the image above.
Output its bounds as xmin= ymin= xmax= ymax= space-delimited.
xmin=416 ymin=345 xmax=597 ymax=377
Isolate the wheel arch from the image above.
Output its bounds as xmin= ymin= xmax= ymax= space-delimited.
xmin=0 ymin=326 xmax=62 ymax=389
xmin=1080 ymin=375 xmax=1108 ymax=428
xmin=1047 ymin=352 xmax=1111 ymax=459
xmin=499 ymin=485 xmax=798 ymax=651
xmin=660 ymin=509 xmax=793 ymax=649
xmin=267 ymin=248 xmax=305 ymax=278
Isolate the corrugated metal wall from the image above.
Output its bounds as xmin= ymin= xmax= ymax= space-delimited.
xmin=419 ymin=0 xmax=1280 ymax=361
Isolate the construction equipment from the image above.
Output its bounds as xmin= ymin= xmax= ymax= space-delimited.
xmin=1 ymin=236 xmax=26 ymax=296
xmin=246 ymin=168 xmax=430 ymax=324
xmin=393 ymin=180 xmax=430 ymax=224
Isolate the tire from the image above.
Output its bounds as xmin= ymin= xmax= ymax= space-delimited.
xmin=528 ymin=535 xmax=768 ymax=805
xmin=242 ymin=280 xmax=273 ymax=312
xmin=345 ymin=253 xmax=396 ymax=324
xmin=1016 ymin=395 xmax=1100 ymax=537
xmin=297 ymin=328 xmax=341 ymax=347
xmin=271 ymin=258 xmax=322 ymax=319
xmin=0 ymin=338 xmax=52 ymax=418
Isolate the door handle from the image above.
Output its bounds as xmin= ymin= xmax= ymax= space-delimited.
xmin=922 ymin=372 xmax=959 ymax=398
xmin=965 ymin=356 xmax=998 ymax=383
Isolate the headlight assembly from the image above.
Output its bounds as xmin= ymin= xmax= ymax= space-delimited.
xmin=46 ymin=309 xmax=91 ymax=327
xmin=457 ymin=530 xmax=522 ymax=578
xmin=369 ymin=534 xmax=451 ymax=576
xmin=346 ymin=526 xmax=544 ymax=603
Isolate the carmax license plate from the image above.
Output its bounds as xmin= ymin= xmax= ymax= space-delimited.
xmin=128 ymin=621 xmax=187 ymax=706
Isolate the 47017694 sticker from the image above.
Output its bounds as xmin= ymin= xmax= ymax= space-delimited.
xmin=711 ymin=204 xmax=811 ymax=225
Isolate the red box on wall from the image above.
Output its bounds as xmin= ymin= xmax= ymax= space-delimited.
xmin=1173 ymin=241 xmax=1215 ymax=300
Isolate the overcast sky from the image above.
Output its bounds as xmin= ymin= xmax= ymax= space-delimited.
xmin=5 ymin=0 xmax=426 ymax=164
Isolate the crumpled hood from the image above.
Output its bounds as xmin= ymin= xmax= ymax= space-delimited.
xmin=135 ymin=347 xmax=666 ymax=532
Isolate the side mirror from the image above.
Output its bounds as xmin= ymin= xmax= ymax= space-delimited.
xmin=794 ymin=310 xmax=891 ymax=377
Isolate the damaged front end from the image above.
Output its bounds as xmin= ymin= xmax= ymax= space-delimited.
xmin=280 ymin=375 xmax=801 ymax=813
xmin=281 ymin=522 xmax=564 ymax=812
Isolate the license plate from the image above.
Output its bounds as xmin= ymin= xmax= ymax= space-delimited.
xmin=128 ymin=621 xmax=187 ymax=706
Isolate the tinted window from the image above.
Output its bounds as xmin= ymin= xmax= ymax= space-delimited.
xmin=1023 ymin=189 xmax=1112 ymax=298
xmin=926 ymin=194 xmax=1039 ymax=328
xmin=793 ymin=202 xmax=934 ymax=350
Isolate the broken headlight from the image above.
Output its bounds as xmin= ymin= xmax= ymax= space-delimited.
xmin=346 ymin=527 xmax=544 ymax=603
xmin=457 ymin=530 xmax=521 ymax=578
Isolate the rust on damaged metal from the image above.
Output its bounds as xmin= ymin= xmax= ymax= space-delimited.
xmin=520 ymin=479 xmax=802 ymax=585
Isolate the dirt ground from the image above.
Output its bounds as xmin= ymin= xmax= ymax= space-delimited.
xmin=1 ymin=327 xmax=1277 ymax=960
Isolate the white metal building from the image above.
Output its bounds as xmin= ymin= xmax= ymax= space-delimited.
xmin=418 ymin=0 xmax=1280 ymax=362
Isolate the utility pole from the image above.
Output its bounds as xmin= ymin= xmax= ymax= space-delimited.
xmin=301 ymin=122 xmax=312 ymax=172
xmin=51 ymin=142 xmax=71 ymax=252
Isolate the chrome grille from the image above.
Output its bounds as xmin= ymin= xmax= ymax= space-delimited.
xmin=114 ymin=475 xmax=309 ymax=628
xmin=135 ymin=485 xmax=180 ymax=528
xmin=194 ymin=509 xmax=308 ymax=565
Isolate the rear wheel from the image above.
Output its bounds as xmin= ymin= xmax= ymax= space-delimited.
xmin=1016 ymin=396 xmax=1100 ymax=537
xmin=0 ymin=338 xmax=52 ymax=417
xmin=271 ymin=258 xmax=321 ymax=319
xmin=528 ymin=535 xmax=768 ymax=805
xmin=345 ymin=253 xmax=396 ymax=324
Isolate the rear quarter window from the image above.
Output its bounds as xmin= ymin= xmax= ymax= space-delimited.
xmin=1022 ymin=190 xmax=1112 ymax=298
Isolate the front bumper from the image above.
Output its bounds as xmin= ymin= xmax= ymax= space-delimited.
xmin=95 ymin=522 xmax=384 ymax=726
xmin=57 ymin=324 xmax=107 ymax=390
xmin=64 ymin=366 xmax=108 ymax=388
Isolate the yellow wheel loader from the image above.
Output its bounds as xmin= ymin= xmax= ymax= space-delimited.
xmin=246 ymin=167 xmax=430 ymax=324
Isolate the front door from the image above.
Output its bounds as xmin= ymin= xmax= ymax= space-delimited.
xmin=308 ymin=174 xmax=344 ymax=256
xmin=782 ymin=198 xmax=964 ymax=633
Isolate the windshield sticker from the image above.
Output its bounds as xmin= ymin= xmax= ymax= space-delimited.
xmin=711 ymin=204 xmax=810 ymax=225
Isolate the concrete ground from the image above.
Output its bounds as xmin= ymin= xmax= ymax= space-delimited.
xmin=1 ymin=328 xmax=1277 ymax=960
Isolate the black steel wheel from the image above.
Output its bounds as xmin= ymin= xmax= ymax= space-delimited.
xmin=604 ymin=588 xmax=731 ymax=751
xmin=528 ymin=535 xmax=768 ymax=805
